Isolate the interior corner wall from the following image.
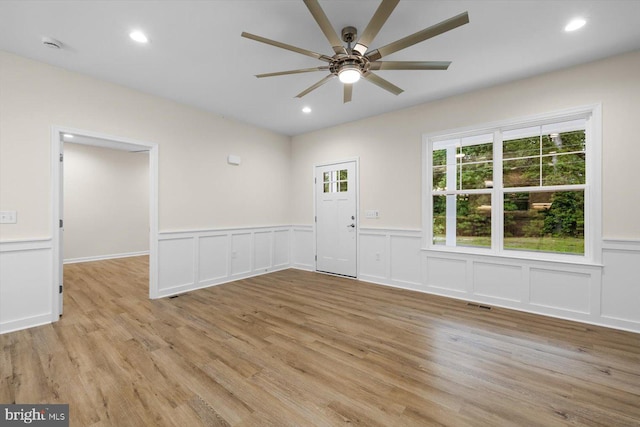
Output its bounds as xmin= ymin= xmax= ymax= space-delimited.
xmin=63 ymin=143 xmax=149 ymax=262
xmin=290 ymin=49 xmax=640 ymax=240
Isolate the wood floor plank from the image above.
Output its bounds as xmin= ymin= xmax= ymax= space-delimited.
xmin=1 ymin=256 xmax=639 ymax=426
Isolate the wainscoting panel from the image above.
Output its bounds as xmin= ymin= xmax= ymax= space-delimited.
xmin=354 ymin=229 xmax=638 ymax=333
xmin=0 ymin=239 xmax=54 ymax=334
xmin=157 ymin=226 xmax=291 ymax=298
xmin=426 ymin=256 xmax=468 ymax=293
xmin=158 ymin=237 xmax=195 ymax=293
xmin=389 ymin=235 xmax=422 ymax=287
xmin=529 ymin=268 xmax=591 ymax=314
xmin=359 ymin=232 xmax=387 ymax=281
xmin=273 ymin=229 xmax=290 ymax=269
xmin=359 ymin=229 xmax=422 ymax=289
xmin=198 ymin=235 xmax=228 ymax=282
xmin=3 ymin=231 xmax=639 ymax=335
xmin=291 ymin=226 xmax=314 ymax=271
xmin=473 ymin=262 xmax=522 ymax=302
xmin=231 ymin=233 xmax=252 ymax=276
xmin=601 ymin=240 xmax=640 ymax=326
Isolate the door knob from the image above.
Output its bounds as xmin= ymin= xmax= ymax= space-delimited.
xmin=347 ymin=224 xmax=355 ymax=228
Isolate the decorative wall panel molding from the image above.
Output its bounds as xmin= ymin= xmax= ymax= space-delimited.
xmin=356 ymin=229 xmax=640 ymax=333
xmin=157 ymin=226 xmax=291 ymax=297
xmin=0 ymin=239 xmax=54 ymax=334
xmin=601 ymin=239 xmax=640 ymax=327
xmin=2 ymin=233 xmax=638 ymax=334
xmin=291 ymin=225 xmax=314 ymax=271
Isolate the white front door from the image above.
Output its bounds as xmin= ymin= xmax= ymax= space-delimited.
xmin=315 ymin=161 xmax=357 ymax=277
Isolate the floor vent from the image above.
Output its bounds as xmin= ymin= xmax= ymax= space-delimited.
xmin=467 ymin=302 xmax=492 ymax=311
xmin=169 ymin=295 xmax=179 ymax=299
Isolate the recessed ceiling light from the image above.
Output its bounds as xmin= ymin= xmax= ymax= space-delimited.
xmin=565 ymin=18 xmax=586 ymax=32
xmin=302 ymin=107 xmax=312 ymax=114
xmin=129 ymin=30 xmax=148 ymax=43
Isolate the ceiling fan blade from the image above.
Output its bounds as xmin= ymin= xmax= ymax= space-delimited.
xmin=344 ymin=84 xmax=353 ymax=103
xmin=363 ymin=72 xmax=404 ymax=95
xmin=303 ymin=0 xmax=347 ymax=55
xmin=241 ymin=32 xmax=333 ymax=62
xmin=369 ymin=61 xmax=451 ymax=71
xmin=353 ymin=0 xmax=400 ymax=55
xmin=256 ymin=67 xmax=330 ymax=78
xmin=366 ymin=11 xmax=469 ymax=61
xmin=295 ymin=74 xmax=336 ymax=98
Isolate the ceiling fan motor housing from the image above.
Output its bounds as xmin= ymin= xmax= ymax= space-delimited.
xmin=341 ymin=26 xmax=357 ymax=43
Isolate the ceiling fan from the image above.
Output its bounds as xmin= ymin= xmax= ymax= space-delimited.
xmin=241 ymin=0 xmax=469 ymax=103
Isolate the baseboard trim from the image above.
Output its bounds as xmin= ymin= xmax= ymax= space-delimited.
xmin=0 ymin=313 xmax=53 ymax=335
xmin=64 ymin=251 xmax=149 ymax=264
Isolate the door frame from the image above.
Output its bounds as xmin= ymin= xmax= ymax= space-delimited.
xmin=50 ymin=126 xmax=160 ymax=321
xmin=313 ymin=157 xmax=360 ymax=278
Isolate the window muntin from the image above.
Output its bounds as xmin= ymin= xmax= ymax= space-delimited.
xmin=428 ymin=115 xmax=591 ymax=258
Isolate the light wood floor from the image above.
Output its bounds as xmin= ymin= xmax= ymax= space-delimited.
xmin=1 ymin=256 xmax=639 ymax=426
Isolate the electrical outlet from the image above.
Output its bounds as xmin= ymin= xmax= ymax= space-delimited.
xmin=0 ymin=211 xmax=17 ymax=224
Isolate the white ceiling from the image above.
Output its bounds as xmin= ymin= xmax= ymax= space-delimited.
xmin=2 ymin=1 xmax=640 ymax=136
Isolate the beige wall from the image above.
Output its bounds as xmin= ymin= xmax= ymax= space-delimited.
xmin=0 ymin=51 xmax=291 ymax=240
xmin=63 ymin=143 xmax=149 ymax=260
xmin=291 ymin=50 xmax=640 ymax=239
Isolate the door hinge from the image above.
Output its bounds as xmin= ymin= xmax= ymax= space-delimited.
xmin=59 ymin=153 xmax=63 ymax=162
xmin=314 ymin=177 xmax=317 ymax=184
xmin=59 ymin=285 xmax=63 ymax=294
xmin=315 ymin=255 xmax=317 ymax=261
xmin=59 ymin=219 xmax=63 ymax=228
xmin=315 ymin=216 xmax=317 ymax=222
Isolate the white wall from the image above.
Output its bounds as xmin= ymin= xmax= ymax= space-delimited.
xmin=63 ymin=143 xmax=149 ymax=262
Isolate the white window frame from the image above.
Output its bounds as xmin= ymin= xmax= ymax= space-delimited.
xmin=422 ymin=104 xmax=602 ymax=265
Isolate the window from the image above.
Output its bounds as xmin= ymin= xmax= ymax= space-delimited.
xmin=425 ymin=106 xmax=600 ymax=261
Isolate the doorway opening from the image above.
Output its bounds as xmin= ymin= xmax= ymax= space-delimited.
xmin=51 ymin=127 xmax=159 ymax=320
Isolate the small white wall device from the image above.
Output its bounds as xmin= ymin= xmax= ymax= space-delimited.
xmin=227 ymin=155 xmax=241 ymax=165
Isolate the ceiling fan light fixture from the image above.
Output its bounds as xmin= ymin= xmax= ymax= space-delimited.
xmin=338 ymin=65 xmax=361 ymax=84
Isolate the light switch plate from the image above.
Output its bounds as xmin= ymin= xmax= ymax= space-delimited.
xmin=0 ymin=211 xmax=17 ymax=224
xmin=365 ymin=210 xmax=380 ymax=219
